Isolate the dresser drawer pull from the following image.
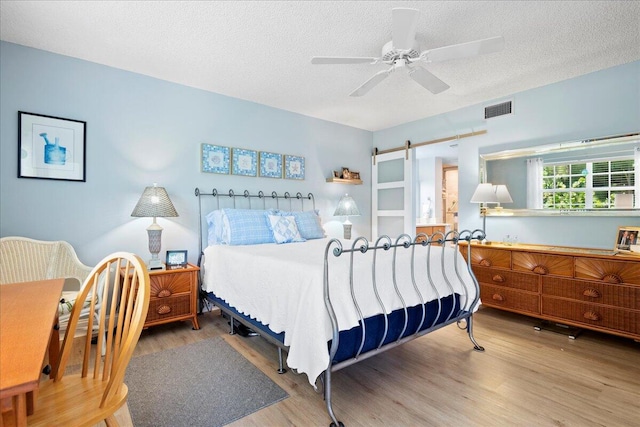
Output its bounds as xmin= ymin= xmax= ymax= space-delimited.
xmin=157 ymin=305 xmax=172 ymax=315
xmin=601 ymin=274 xmax=622 ymax=284
xmin=157 ymin=289 xmax=172 ymax=298
xmin=532 ymin=265 xmax=548 ymax=275
xmin=491 ymin=274 xmax=505 ymax=283
xmin=492 ymin=293 xmax=505 ymax=302
xmin=583 ymin=311 xmax=601 ymax=321
xmin=582 ymin=288 xmax=601 ymax=298
xmin=479 ymin=259 xmax=492 ymax=267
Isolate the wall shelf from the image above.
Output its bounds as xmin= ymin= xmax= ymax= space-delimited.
xmin=326 ymin=178 xmax=363 ymax=185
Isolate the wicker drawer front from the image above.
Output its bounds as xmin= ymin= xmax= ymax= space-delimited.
xmin=480 ymin=284 xmax=539 ymax=314
xmin=474 ymin=267 xmax=539 ymax=292
xmin=149 ymin=271 xmax=192 ymax=297
xmin=542 ymin=276 xmax=640 ymax=310
xmin=467 ymin=247 xmax=511 ymax=269
xmin=575 ymin=258 xmax=640 ymax=285
xmin=542 ymin=296 xmax=639 ymax=336
xmin=513 ymin=252 xmax=573 ymax=277
xmin=147 ymin=294 xmax=191 ymax=323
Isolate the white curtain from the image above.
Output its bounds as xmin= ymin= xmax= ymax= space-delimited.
xmin=526 ymin=158 xmax=544 ymax=209
xmin=635 ymin=147 xmax=640 ymax=208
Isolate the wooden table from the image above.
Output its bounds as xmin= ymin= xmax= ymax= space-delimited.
xmin=0 ymin=279 xmax=64 ymax=427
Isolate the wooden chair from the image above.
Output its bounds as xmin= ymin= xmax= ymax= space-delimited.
xmin=27 ymin=252 xmax=150 ymax=427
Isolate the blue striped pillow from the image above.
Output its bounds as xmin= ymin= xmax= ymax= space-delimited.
xmin=221 ymin=209 xmax=276 ymax=245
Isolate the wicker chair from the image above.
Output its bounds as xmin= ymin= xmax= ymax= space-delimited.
xmin=27 ymin=252 xmax=150 ymax=427
xmin=0 ymin=236 xmax=94 ymax=336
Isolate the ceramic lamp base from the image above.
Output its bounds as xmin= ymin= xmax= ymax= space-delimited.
xmin=147 ymin=258 xmax=165 ymax=271
xmin=343 ymin=223 xmax=352 ymax=240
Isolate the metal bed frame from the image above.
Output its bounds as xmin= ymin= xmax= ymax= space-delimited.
xmin=195 ymin=187 xmax=485 ymax=427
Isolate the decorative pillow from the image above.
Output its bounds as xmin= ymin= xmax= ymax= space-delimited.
xmin=277 ymin=209 xmax=325 ymax=239
xmin=205 ymin=210 xmax=226 ymax=245
xmin=266 ymin=215 xmax=306 ymax=244
xmin=221 ymin=209 xmax=276 ymax=245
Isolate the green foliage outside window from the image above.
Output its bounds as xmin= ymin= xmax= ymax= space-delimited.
xmin=542 ymin=158 xmax=634 ymax=209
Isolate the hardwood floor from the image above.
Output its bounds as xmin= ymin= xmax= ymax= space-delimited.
xmin=96 ymin=307 xmax=639 ymax=426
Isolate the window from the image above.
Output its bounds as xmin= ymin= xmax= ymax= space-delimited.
xmin=542 ymin=156 xmax=635 ymax=209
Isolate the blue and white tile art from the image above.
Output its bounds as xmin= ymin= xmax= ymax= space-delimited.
xmin=201 ymin=144 xmax=230 ymax=174
xmin=259 ymin=151 xmax=282 ymax=178
xmin=284 ymin=155 xmax=305 ymax=180
xmin=232 ymin=148 xmax=257 ymax=177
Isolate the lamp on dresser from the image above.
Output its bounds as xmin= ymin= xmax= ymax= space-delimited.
xmin=471 ymin=183 xmax=513 ymax=242
xmin=131 ymin=183 xmax=178 ymax=270
xmin=493 ymin=184 xmax=514 ymax=211
xmin=334 ymin=194 xmax=360 ymax=239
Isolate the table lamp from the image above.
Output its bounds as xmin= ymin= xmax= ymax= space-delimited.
xmin=494 ymin=184 xmax=513 ymax=211
xmin=470 ymin=183 xmax=497 ymax=242
xmin=333 ymin=194 xmax=360 ymax=239
xmin=131 ymin=183 xmax=178 ymax=270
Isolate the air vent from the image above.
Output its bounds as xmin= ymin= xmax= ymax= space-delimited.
xmin=485 ymin=101 xmax=512 ymax=119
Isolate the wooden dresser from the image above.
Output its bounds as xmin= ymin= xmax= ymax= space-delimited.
xmin=416 ymin=224 xmax=450 ymax=243
xmin=460 ymin=242 xmax=640 ymax=340
xmin=146 ymin=263 xmax=200 ymax=330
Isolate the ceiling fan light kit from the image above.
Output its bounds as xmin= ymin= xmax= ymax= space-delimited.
xmin=311 ymin=8 xmax=505 ymax=97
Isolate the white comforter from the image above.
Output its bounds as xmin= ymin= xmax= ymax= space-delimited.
xmin=202 ymin=238 xmax=477 ymax=386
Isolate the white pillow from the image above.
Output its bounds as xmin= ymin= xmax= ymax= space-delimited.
xmin=205 ymin=210 xmax=227 ymax=245
xmin=267 ymin=215 xmax=306 ymax=244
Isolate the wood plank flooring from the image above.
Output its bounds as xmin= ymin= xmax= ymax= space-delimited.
xmin=95 ymin=307 xmax=639 ymax=426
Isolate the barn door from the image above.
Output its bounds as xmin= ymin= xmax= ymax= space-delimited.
xmin=371 ymin=148 xmax=416 ymax=238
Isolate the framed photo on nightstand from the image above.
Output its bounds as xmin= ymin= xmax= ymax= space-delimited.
xmin=166 ymin=250 xmax=188 ymax=269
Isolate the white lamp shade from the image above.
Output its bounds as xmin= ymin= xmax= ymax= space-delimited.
xmin=494 ymin=185 xmax=513 ymax=204
xmin=470 ymin=183 xmax=497 ymax=204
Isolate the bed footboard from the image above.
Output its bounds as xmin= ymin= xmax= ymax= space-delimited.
xmin=321 ymin=229 xmax=484 ymax=427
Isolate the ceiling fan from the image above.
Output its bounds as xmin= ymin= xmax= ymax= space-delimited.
xmin=311 ymin=8 xmax=504 ymax=97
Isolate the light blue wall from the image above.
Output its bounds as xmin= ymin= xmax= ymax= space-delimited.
xmin=374 ymin=61 xmax=640 ymax=249
xmin=0 ymin=42 xmax=372 ymax=265
xmin=2 ymin=42 xmax=638 ymax=262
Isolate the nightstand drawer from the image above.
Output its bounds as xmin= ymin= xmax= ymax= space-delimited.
xmin=145 ymin=263 xmax=200 ymax=330
xmin=149 ymin=271 xmax=192 ymax=296
xmin=147 ymin=294 xmax=192 ymax=323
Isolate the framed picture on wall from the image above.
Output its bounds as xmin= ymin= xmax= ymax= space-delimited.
xmin=232 ymin=147 xmax=257 ymax=177
xmin=18 ymin=111 xmax=86 ymax=182
xmin=259 ymin=151 xmax=282 ymax=178
xmin=615 ymin=226 xmax=640 ymax=254
xmin=201 ymin=144 xmax=230 ymax=174
xmin=284 ymin=155 xmax=305 ymax=180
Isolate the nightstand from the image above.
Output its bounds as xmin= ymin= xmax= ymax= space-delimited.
xmin=146 ymin=263 xmax=200 ymax=330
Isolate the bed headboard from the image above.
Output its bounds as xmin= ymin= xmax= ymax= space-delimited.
xmin=194 ymin=187 xmax=316 ymax=257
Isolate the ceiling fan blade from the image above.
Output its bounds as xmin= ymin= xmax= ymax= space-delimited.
xmin=392 ymin=8 xmax=420 ymax=50
xmin=424 ymin=36 xmax=504 ymax=63
xmin=311 ymin=56 xmax=378 ymax=65
xmin=349 ymin=69 xmax=390 ymax=97
xmin=408 ymin=66 xmax=450 ymax=94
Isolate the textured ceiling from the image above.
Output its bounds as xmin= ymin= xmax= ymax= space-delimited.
xmin=1 ymin=1 xmax=639 ymax=131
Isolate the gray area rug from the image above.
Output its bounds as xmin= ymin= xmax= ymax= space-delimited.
xmin=125 ymin=337 xmax=288 ymax=427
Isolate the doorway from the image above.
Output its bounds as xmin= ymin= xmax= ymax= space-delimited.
xmin=443 ymin=166 xmax=458 ymax=231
